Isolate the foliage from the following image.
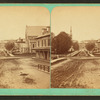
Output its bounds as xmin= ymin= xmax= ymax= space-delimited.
xmin=85 ymin=42 xmax=95 ymax=51
xmin=72 ymin=41 xmax=79 ymax=50
xmin=5 ymin=41 xmax=15 ymax=51
xmin=51 ymin=32 xmax=72 ymax=54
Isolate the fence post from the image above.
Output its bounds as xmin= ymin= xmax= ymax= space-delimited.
xmin=43 ymin=65 xmax=45 ymax=71
xmin=38 ymin=64 xmax=40 ymax=69
xmin=48 ymin=66 xmax=50 ymax=72
xmin=40 ymin=65 xmax=41 ymax=69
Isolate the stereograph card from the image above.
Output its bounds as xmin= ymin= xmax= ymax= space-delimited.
xmin=0 ymin=3 xmax=99 ymax=96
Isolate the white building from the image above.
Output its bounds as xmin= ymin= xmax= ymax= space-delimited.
xmin=15 ymin=38 xmax=28 ymax=54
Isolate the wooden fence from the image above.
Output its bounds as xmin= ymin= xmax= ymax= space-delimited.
xmin=38 ymin=64 xmax=50 ymax=72
xmin=33 ymin=64 xmax=50 ymax=72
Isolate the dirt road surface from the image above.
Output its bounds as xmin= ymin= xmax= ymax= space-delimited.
xmin=0 ymin=57 xmax=50 ymax=88
xmin=51 ymin=59 xmax=100 ymax=88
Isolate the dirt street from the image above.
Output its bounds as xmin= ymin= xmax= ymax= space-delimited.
xmin=51 ymin=59 xmax=100 ymax=88
xmin=0 ymin=57 xmax=50 ymax=88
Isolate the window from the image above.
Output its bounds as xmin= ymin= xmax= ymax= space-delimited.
xmin=42 ymin=40 xmax=43 ymax=47
xmin=38 ymin=41 xmax=39 ymax=47
xmin=37 ymin=41 xmax=39 ymax=47
xmin=44 ymin=39 xmax=46 ymax=46
xmin=33 ymin=44 xmax=34 ymax=48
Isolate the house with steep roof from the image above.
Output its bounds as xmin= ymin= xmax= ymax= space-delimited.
xmin=25 ymin=25 xmax=47 ymax=53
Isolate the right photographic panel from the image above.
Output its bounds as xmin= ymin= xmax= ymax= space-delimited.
xmin=51 ymin=6 xmax=100 ymax=88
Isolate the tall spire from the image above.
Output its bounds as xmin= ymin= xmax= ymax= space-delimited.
xmin=70 ymin=26 xmax=72 ymax=39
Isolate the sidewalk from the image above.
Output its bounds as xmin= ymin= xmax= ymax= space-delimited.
xmin=0 ymin=56 xmax=20 ymax=60
xmin=51 ymin=57 xmax=67 ymax=65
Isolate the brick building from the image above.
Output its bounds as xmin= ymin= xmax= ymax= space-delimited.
xmin=33 ymin=26 xmax=50 ymax=60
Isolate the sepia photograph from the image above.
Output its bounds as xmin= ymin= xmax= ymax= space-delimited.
xmin=51 ymin=6 xmax=100 ymax=88
xmin=0 ymin=6 xmax=50 ymax=88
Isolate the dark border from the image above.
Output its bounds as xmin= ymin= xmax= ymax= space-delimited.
xmin=0 ymin=0 xmax=99 ymax=99
xmin=0 ymin=96 xmax=99 ymax=100
xmin=0 ymin=0 xmax=100 ymax=3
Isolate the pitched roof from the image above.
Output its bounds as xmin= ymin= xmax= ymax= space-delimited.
xmin=25 ymin=26 xmax=47 ymax=36
xmin=36 ymin=33 xmax=50 ymax=39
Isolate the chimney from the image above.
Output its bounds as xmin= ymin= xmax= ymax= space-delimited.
xmin=47 ymin=26 xmax=50 ymax=33
xmin=42 ymin=28 xmax=47 ymax=35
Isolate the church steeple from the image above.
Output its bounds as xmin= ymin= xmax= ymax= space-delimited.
xmin=70 ymin=26 xmax=72 ymax=39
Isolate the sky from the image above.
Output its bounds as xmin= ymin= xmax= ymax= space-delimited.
xmin=0 ymin=6 xmax=50 ymax=40
xmin=51 ymin=6 xmax=100 ymax=42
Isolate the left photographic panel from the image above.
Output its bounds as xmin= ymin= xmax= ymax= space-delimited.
xmin=0 ymin=6 xmax=50 ymax=89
